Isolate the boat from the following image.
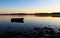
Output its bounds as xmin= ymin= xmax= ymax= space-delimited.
xmin=11 ymin=18 xmax=24 ymax=23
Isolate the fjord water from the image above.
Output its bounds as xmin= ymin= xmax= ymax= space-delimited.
xmin=0 ymin=15 xmax=60 ymax=37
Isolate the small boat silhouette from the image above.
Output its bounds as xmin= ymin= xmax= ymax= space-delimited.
xmin=11 ymin=18 xmax=24 ymax=23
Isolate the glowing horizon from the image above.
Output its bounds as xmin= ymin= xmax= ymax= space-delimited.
xmin=0 ymin=0 xmax=60 ymax=14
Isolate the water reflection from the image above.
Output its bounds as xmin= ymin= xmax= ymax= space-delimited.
xmin=11 ymin=18 xmax=24 ymax=23
xmin=0 ymin=15 xmax=60 ymax=38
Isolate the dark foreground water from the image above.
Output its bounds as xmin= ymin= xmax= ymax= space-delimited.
xmin=0 ymin=15 xmax=60 ymax=38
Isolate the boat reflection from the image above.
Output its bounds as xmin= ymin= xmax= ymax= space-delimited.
xmin=11 ymin=18 xmax=24 ymax=23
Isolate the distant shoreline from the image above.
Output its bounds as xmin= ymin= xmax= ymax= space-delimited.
xmin=0 ymin=13 xmax=60 ymax=17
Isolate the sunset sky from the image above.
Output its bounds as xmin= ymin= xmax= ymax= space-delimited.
xmin=0 ymin=0 xmax=60 ymax=14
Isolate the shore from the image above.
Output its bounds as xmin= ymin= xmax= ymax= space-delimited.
xmin=0 ymin=26 xmax=60 ymax=38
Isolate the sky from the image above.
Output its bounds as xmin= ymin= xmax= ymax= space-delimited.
xmin=0 ymin=0 xmax=60 ymax=14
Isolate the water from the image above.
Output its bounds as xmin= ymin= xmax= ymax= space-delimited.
xmin=0 ymin=15 xmax=60 ymax=38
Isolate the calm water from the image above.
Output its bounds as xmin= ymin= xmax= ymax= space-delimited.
xmin=0 ymin=15 xmax=60 ymax=38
